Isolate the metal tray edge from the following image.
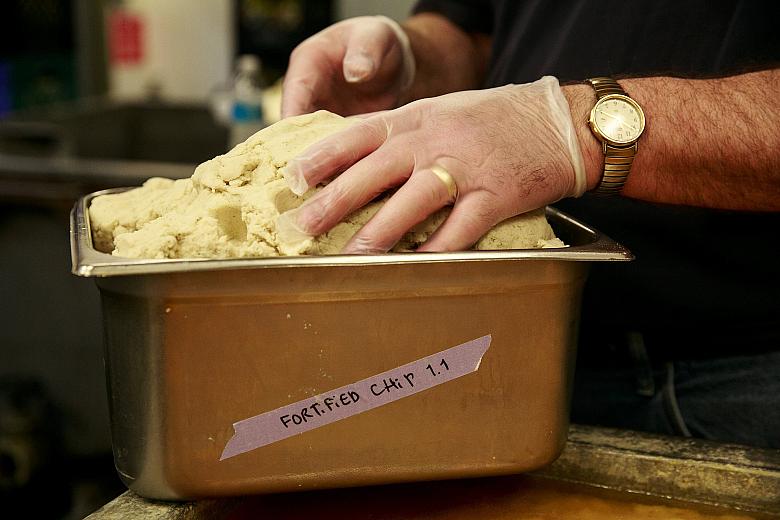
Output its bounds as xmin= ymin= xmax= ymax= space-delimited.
xmin=70 ymin=188 xmax=633 ymax=278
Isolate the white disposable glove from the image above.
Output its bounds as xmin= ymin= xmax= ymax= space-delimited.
xmin=279 ymin=76 xmax=586 ymax=253
xmin=282 ymin=16 xmax=415 ymax=118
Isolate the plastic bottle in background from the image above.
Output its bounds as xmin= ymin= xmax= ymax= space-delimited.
xmin=229 ymin=55 xmax=265 ymax=148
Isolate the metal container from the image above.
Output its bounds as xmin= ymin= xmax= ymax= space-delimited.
xmin=70 ymin=189 xmax=632 ymax=500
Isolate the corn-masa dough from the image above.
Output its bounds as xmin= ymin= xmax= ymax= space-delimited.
xmin=89 ymin=110 xmax=564 ymax=259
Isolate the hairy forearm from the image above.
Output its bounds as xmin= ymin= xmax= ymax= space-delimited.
xmin=563 ymin=69 xmax=780 ymax=210
xmin=401 ymin=13 xmax=491 ymax=102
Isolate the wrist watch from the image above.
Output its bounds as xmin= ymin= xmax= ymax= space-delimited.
xmin=586 ymin=77 xmax=646 ymax=195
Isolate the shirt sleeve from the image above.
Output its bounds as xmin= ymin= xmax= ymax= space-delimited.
xmin=412 ymin=0 xmax=494 ymax=35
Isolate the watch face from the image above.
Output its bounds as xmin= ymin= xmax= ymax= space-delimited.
xmin=592 ymin=95 xmax=645 ymax=145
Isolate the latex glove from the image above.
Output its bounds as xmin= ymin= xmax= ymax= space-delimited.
xmin=281 ymin=16 xmax=415 ymax=118
xmin=278 ymin=76 xmax=586 ymax=253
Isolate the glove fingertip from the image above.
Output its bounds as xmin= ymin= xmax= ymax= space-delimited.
xmin=343 ymin=54 xmax=376 ymax=83
xmin=276 ymin=210 xmax=314 ymax=242
xmin=282 ymin=164 xmax=310 ymax=196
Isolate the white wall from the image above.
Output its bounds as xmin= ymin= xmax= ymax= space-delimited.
xmin=107 ymin=0 xmax=417 ymax=102
xmin=335 ymin=0 xmax=417 ymax=22
xmin=108 ymin=0 xmax=234 ymax=103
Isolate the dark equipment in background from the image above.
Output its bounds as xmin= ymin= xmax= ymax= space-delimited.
xmin=0 ymin=377 xmax=69 ymax=517
xmin=0 ymin=1 xmax=334 ymax=516
xmin=236 ymin=0 xmax=333 ymax=81
xmin=0 ymin=0 xmax=78 ymax=116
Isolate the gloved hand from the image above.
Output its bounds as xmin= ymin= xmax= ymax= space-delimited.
xmin=278 ymin=76 xmax=587 ymax=253
xmin=281 ymin=16 xmax=415 ymax=118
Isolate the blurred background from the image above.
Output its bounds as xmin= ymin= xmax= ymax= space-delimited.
xmin=0 ymin=1 xmax=414 ymax=517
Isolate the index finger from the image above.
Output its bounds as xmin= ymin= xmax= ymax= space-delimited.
xmin=281 ymin=43 xmax=336 ymax=118
xmin=282 ymin=117 xmax=389 ymax=195
xmin=281 ymin=76 xmax=321 ymax=119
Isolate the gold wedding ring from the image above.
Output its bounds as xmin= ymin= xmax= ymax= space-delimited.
xmin=431 ymin=165 xmax=459 ymax=203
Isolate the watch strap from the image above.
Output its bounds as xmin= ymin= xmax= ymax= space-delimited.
xmin=599 ymin=143 xmax=637 ymax=195
xmin=587 ymin=77 xmax=637 ymax=196
xmin=589 ymin=77 xmax=627 ymax=98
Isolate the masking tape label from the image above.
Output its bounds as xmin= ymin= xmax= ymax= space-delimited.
xmin=220 ymin=335 xmax=492 ymax=460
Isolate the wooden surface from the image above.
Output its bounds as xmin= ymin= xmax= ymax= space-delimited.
xmin=222 ymin=475 xmax=770 ymax=520
xmin=86 ymin=425 xmax=780 ymax=519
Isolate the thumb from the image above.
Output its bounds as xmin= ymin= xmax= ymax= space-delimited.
xmin=342 ymin=18 xmax=399 ymax=83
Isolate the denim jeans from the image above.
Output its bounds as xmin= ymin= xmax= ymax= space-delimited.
xmin=570 ymin=346 xmax=780 ymax=449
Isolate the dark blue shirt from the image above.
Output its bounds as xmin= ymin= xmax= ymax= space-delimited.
xmin=414 ymin=0 xmax=780 ymax=359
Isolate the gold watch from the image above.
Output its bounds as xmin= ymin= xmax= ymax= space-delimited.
xmin=587 ymin=77 xmax=646 ymax=195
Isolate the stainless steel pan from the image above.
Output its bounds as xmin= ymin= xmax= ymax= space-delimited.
xmin=71 ymin=188 xmax=631 ymax=500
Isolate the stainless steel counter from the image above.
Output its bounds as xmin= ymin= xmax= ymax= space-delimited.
xmin=0 ymin=100 xmax=227 ymax=206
